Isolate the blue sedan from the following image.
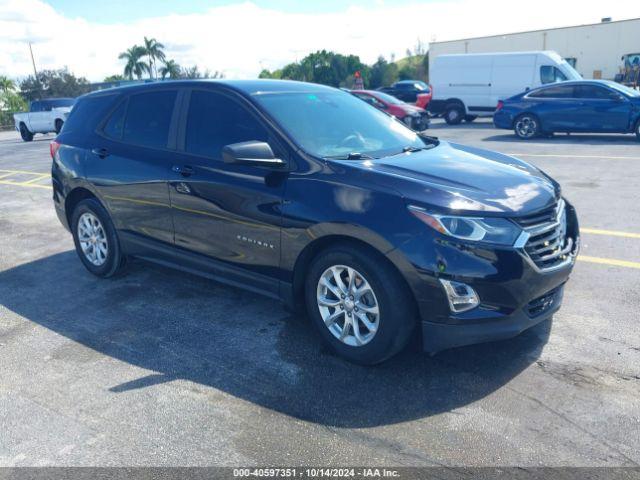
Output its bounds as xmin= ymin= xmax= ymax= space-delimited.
xmin=494 ymin=80 xmax=640 ymax=141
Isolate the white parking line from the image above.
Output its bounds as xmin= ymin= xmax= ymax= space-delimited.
xmin=506 ymin=153 xmax=640 ymax=160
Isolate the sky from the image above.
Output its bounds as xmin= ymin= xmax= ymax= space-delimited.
xmin=0 ymin=0 xmax=638 ymax=82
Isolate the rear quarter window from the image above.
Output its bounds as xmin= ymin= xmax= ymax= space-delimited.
xmin=62 ymin=93 xmax=120 ymax=135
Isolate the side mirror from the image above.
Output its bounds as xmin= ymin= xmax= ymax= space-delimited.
xmin=222 ymin=141 xmax=285 ymax=168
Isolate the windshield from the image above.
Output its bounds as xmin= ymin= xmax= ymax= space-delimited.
xmin=254 ymin=90 xmax=428 ymax=158
xmin=373 ymin=91 xmax=404 ymax=105
xmin=47 ymin=98 xmax=75 ymax=108
xmin=559 ymin=60 xmax=582 ymax=81
xmin=604 ymin=81 xmax=640 ymax=98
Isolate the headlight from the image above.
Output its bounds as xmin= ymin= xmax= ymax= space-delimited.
xmin=408 ymin=205 xmax=521 ymax=246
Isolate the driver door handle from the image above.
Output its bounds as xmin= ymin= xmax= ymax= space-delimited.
xmin=172 ymin=165 xmax=194 ymax=177
xmin=91 ymin=148 xmax=109 ymax=159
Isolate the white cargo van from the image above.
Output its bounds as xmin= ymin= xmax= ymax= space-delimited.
xmin=429 ymin=51 xmax=582 ymax=124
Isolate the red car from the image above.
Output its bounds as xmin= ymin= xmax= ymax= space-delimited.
xmin=351 ymin=90 xmax=430 ymax=131
xmin=416 ymin=90 xmax=432 ymax=109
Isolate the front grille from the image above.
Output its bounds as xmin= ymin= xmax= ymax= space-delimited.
xmin=515 ymin=200 xmax=573 ymax=271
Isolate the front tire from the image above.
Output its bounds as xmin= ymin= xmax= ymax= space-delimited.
xmin=635 ymin=119 xmax=640 ymax=141
xmin=71 ymin=199 xmax=127 ymax=278
xmin=55 ymin=119 xmax=64 ymax=134
xmin=514 ymin=113 xmax=541 ymax=140
xmin=19 ymin=124 xmax=33 ymax=142
xmin=444 ymin=104 xmax=464 ymax=125
xmin=305 ymin=245 xmax=416 ymax=365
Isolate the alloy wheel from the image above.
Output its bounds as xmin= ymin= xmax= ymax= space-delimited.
xmin=316 ymin=265 xmax=380 ymax=347
xmin=515 ymin=116 xmax=538 ymax=138
xmin=77 ymin=212 xmax=108 ymax=266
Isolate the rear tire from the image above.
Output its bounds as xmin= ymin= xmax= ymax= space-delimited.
xmin=55 ymin=119 xmax=64 ymax=134
xmin=635 ymin=119 xmax=640 ymax=141
xmin=514 ymin=113 xmax=541 ymax=140
xmin=464 ymin=115 xmax=477 ymax=123
xmin=305 ymin=245 xmax=416 ymax=365
xmin=19 ymin=123 xmax=33 ymax=142
xmin=71 ymin=199 xmax=127 ymax=278
xmin=444 ymin=104 xmax=464 ymax=125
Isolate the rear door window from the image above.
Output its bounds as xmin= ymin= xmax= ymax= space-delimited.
xmin=122 ymin=90 xmax=177 ymax=149
xmin=184 ymin=90 xmax=269 ymax=160
xmin=528 ymin=85 xmax=574 ymax=99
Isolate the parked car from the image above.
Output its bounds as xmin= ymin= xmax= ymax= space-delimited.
xmin=429 ymin=51 xmax=582 ymax=124
xmin=13 ymin=98 xmax=75 ymax=141
xmin=377 ymin=80 xmax=431 ymax=104
xmin=52 ymin=80 xmax=579 ymax=364
xmin=494 ymin=80 xmax=640 ymax=140
xmin=351 ymin=89 xmax=430 ymax=130
xmin=415 ymin=90 xmax=432 ymax=110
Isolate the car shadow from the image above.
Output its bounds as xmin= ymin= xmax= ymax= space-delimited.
xmin=0 ymin=251 xmax=551 ymax=428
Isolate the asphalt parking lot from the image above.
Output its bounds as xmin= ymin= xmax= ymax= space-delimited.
xmin=0 ymin=120 xmax=639 ymax=467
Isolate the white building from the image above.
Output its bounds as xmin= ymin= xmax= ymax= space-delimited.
xmin=429 ymin=18 xmax=640 ymax=81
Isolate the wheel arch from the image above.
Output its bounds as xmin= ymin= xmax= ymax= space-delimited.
xmin=444 ymin=98 xmax=466 ymax=110
xmin=289 ymin=234 xmax=419 ymax=321
xmin=64 ymin=187 xmax=101 ymax=227
xmin=512 ymin=111 xmax=542 ymax=130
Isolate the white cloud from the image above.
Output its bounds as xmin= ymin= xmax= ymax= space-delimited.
xmin=0 ymin=0 xmax=637 ymax=81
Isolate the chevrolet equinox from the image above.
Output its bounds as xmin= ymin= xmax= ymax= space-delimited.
xmin=52 ymin=80 xmax=580 ymax=364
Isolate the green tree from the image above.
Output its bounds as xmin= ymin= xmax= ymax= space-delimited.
xmin=159 ymin=59 xmax=181 ymax=79
xmin=143 ymin=37 xmax=166 ymax=79
xmin=265 ymin=50 xmax=368 ymax=87
xmin=118 ymin=45 xmax=149 ymax=80
xmin=179 ymin=66 xmax=224 ymax=79
xmin=103 ymin=74 xmax=126 ymax=82
xmin=0 ymin=90 xmax=28 ymax=126
xmin=19 ymin=68 xmax=91 ymax=102
xmin=368 ymin=56 xmax=398 ymax=89
xmin=0 ymin=75 xmax=16 ymax=93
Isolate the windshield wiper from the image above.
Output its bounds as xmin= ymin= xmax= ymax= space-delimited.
xmin=324 ymin=152 xmax=374 ymax=160
xmin=402 ymin=146 xmax=425 ymax=153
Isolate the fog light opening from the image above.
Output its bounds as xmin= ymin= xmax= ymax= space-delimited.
xmin=439 ymin=279 xmax=480 ymax=313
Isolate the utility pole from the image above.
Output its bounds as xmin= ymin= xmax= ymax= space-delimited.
xmin=29 ymin=42 xmax=38 ymax=78
xmin=28 ymin=42 xmax=42 ymax=99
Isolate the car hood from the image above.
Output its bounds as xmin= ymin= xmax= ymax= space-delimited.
xmin=336 ymin=141 xmax=560 ymax=215
xmin=396 ymin=104 xmax=425 ymax=114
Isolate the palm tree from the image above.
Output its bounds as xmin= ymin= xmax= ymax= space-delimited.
xmin=118 ymin=46 xmax=149 ymax=80
xmin=0 ymin=75 xmax=16 ymax=93
xmin=143 ymin=37 xmax=166 ymax=79
xmin=159 ymin=59 xmax=181 ymax=79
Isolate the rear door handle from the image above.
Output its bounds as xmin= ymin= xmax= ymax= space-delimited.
xmin=91 ymin=148 xmax=109 ymax=159
xmin=171 ymin=165 xmax=194 ymax=177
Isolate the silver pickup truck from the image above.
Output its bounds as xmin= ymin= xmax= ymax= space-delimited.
xmin=13 ymin=98 xmax=75 ymax=142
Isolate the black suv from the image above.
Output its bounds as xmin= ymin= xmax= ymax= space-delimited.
xmin=52 ymin=80 xmax=579 ymax=364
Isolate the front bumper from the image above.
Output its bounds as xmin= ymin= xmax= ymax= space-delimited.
xmin=406 ymin=114 xmax=430 ymax=131
xmin=422 ymin=282 xmax=565 ymax=352
xmin=394 ymin=202 xmax=579 ymax=353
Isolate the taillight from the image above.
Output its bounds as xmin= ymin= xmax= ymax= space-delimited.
xmin=50 ymin=141 xmax=61 ymax=159
xmin=496 ymin=100 xmax=504 ymax=111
